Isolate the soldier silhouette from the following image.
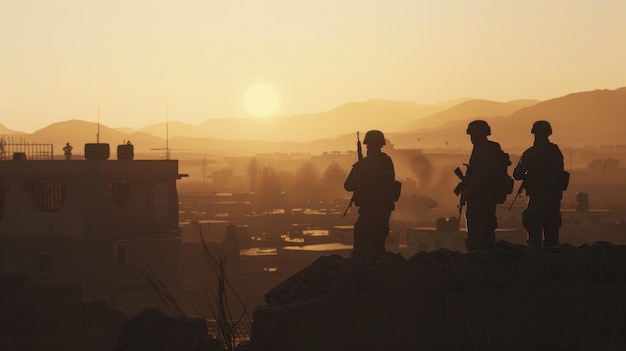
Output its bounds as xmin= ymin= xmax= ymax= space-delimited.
xmin=63 ymin=142 xmax=73 ymax=160
xmin=344 ymin=130 xmax=399 ymax=258
xmin=513 ymin=120 xmax=568 ymax=247
xmin=462 ymin=120 xmax=507 ymax=251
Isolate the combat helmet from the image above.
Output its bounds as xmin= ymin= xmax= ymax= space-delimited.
xmin=466 ymin=120 xmax=491 ymax=136
xmin=363 ymin=130 xmax=386 ymax=146
xmin=531 ymin=120 xmax=552 ymax=136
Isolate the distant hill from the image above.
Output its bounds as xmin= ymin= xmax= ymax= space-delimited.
xmin=434 ymin=98 xmax=472 ymax=109
xmin=0 ymin=123 xmax=27 ymax=137
xmin=389 ymin=88 xmax=626 ymax=151
xmin=30 ymin=120 xmax=167 ymax=155
xmin=138 ymin=99 xmax=446 ymax=142
xmin=114 ymin=127 xmax=138 ymax=134
xmin=491 ymin=88 xmax=626 ymax=148
xmin=8 ymin=87 xmax=626 ymax=157
xmin=404 ymin=99 xmax=539 ymax=131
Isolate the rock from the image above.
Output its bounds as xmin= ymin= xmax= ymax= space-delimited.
xmin=114 ymin=308 xmax=222 ymax=351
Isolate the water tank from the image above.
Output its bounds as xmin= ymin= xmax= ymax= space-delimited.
xmin=447 ymin=216 xmax=460 ymax=231
xmin=435 ymin=216 xmax=460 ymax=231
xmin=576 ymin=192 xmax=589 ymax=212
xmin=117 ymin=143 xmax=134 ymax=160
xmin=84 ymin=143 xmax=110 ymax=160
xmin=12 ymin=152 xmax=27 ymax=160
xmin=436 ymin=217 xmax=447 ymax=231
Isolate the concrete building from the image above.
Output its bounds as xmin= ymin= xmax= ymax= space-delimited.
xmin=0 ymin=144 xmax=185 ymax=301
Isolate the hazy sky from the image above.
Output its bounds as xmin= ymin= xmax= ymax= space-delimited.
xmin=1 ymin=0 xmax=625 ymax=133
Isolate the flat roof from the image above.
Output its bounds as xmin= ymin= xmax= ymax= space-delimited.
xmin=0 ymin=159 xmax=180 ymax=178
xmin=280 ymin=243 xmax=353 ymax=252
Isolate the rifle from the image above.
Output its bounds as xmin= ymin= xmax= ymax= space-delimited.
xmin=343 ymin=132 xmax=363 ymax=218
xmin=453 ymin=165 xmax=467 ymax=220
xmin=508 ymin=171 xmax=528 ymax=211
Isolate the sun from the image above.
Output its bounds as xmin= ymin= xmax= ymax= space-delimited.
xmin=243 ymin=83 xmax=281 ymax=118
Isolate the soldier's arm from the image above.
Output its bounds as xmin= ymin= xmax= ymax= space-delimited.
xmin=344 ymin=163 xmax=360 ymax=191
xmin=513 ymin=156 xmax=527 ymax=180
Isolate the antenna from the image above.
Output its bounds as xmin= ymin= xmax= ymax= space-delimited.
xmin=97 ymin=98 xmax=101 ymax=143
xmin=151 ymin=100 xmax=171 ymax=160
xmin=166 ymin=100 xmax=170 ymax=160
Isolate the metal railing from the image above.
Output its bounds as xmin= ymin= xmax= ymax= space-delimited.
xmin=0 ymin=138 xmax=54 ymax=160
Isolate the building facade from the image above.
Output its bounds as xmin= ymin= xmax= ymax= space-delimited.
xmin=0 ymin=150 xmax=184 ymax=300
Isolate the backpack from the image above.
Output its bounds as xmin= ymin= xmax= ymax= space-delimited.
xmin=389 ymin=179 xmax=402 ymax=203
xmin=494 ymin=150 xmax=514 ymax=204
xmin=560 ymin=171 xmax=570 ymax=191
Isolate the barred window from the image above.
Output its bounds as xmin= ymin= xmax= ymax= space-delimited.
xmin=34 ymin=178 xmax=65 ymax=212
xmin=108 ymin=178 xmax=131 ymax=206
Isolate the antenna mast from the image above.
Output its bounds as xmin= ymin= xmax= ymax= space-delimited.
xmin=97 ymin=99 xmax=100 ymax=143
xmin=150 ymin=100 xmax=171 ymax=159
xmin=166 ymin=100 xmax=170 ymax=160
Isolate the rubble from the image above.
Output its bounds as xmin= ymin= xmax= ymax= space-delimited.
xmin=264 ymin=240 xmax=626 ymax=304
xmin=115 ymin=308 xmax=222 ymax=351
xmin=251 ymin=241 xmax=626 ymax=350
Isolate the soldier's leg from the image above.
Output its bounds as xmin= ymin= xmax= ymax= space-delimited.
xmin=523 ymin=198 xmax=544 ymax=248
xmin=465 ymin=199 xmax=492 ymax=251
xmin=372 ymin=211 xmax=392 ymax=255
xmin=486 ymin=201 xmax=497 ymax=245
xmin=543 ymin=197 xmax=562 ymax=247
xmin=352 ymin=211 xmax=376 ymax=258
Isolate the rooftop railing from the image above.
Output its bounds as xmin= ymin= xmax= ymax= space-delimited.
xmin=0 ymin=139 xmax=54 ymax=160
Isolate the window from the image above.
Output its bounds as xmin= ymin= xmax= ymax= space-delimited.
xmin=108 ymin=178 xmax=131 ymax=206
xmin=34 ymin=178 xmax=65 ymax=212
xmin=39 ymin=252 xmax=52 ymax=275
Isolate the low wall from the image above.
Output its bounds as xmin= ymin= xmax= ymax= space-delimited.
xmin=248 ymin=242 xmax=626 ymax=351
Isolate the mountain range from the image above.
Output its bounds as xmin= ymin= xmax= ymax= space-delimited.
xmin=1 ymin=87 xmax=624 ymax=157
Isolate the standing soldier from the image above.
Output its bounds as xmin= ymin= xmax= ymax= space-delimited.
xmin=513 ymin=120 xmax=568 ymax=248
xmin=462 ymin=120 xmax=506 ymax=251
xmin=344 ymin=130 xmax=399 ymax=258
xmin=63 ymin=142 xmax=73 ymax=160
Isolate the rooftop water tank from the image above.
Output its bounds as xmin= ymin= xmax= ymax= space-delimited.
xmin=84 ymin=143 xmax=110 ymax=160
xmin=117 ymin=142 xmax=134 ymax=160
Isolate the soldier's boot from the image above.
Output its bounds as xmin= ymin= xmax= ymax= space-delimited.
xmin=522 ymin=208 xmax=543 ymax=248
xmin=466 ymin=217 xmax=494 ymax=251
xmin=543 ymin=213 xmax=562 ymax=247
xmin=543 ymin=229 xmax=560 ymax=247
xmin=372 ymin=226 xmax=390 ymax=255
xmin=526 ymin=230 xmax=543 ymax=248
xmin=486 ymin=229 xmax=496 ymax=246
xmin=352 ymin=222 xmax=376 ymax=258
xmin=465 ymin=238 xmax=492 ymax=251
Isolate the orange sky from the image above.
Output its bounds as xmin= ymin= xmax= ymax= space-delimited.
xmin=1 ymin=0 xmax=625 ymax=133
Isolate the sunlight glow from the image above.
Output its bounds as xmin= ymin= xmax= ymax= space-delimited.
xmin=243 ymin=84 xmax=281 ymax=118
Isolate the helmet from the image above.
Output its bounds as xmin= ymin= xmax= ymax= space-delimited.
xmin=531 ymin=120 xmax=552 ymax=136
xmin=466 ymin=120 xmax=491 ymax=136
xmin=363 ymin=130 xmax=386 ymax=146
